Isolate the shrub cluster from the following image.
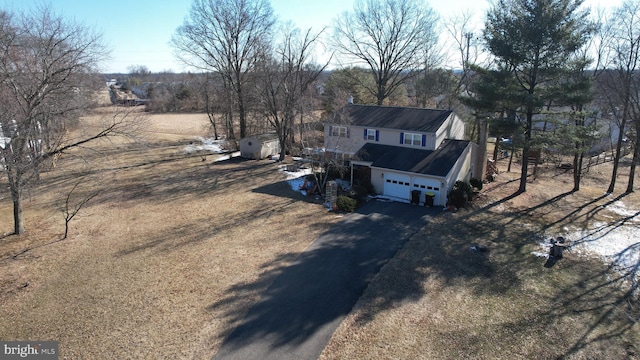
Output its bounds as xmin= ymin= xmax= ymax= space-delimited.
xmin=348 ymin=185 xmax=369 ymax=203
xmin=469 ymin=177 xmax=483 ymax=191
xmin=448 ymin=180 xmax=475 ymax=208
xmin=336 ymin=195 xmax=357 ymax=212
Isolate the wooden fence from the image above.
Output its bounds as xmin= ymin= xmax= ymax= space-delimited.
xmin=582 ymin=146 xmax=632 ymax=173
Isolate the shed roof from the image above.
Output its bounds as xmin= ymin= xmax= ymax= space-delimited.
xmin=355 ymin=139 xmax=470 ymax=177
xmin=244 ymin=132 xmax=279 ymax=142
xmin=331 ymin=104 xmax=453 ymax=133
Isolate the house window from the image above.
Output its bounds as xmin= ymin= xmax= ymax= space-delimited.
xmin=403 ymin=133 xmax=422 ymax=146
xmin=332 ymin=152 xmax=351 ymax=165
xmin=331 ymin=126 xmax=348 ymax=137
xmin=366 ymin=129 xmax=378 ymax=141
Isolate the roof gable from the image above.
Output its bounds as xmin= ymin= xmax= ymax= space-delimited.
xmin=333 ymin=104 xmax=453 ymax=133
xmin=355 ymin=139 xmax=470 ymax=177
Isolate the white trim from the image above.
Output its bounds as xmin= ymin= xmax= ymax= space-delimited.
xmin=403 ymin=132 xmax=422 ymax=146
xmin=331 ymin=125 xmax=348 ymax=137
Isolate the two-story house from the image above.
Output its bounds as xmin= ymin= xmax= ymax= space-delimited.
xmin=324 ymin=103 xmax=477 ymax=206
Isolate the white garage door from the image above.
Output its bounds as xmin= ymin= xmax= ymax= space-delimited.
xmin=412 ymin=177 xmax=442 ymax=205
xmin=383 ymin=173 xmax=411 ymax=201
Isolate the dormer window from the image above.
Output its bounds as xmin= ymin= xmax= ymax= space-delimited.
xmin=331 ymin=125 xmax=348 ymax=137
xmin=403 ymin=132 xmax=422 ymax=146
xmin=365 ymin=129 xmax=379 ymax=141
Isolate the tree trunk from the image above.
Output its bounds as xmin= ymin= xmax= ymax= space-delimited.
xmin=493 ymin=138 xmax=500 ymax=162
xmin=13 ymin=195 xmax=24 ymax=235
xmin=208 ymin=112 xmax=219 ymax=140
xmin=507 ymin=146 xmax=515 ymax=172
xmin=225 ymin=106 xmax=235 ymax=140
xmin=572 ymin=152 xmax=583 ymax=192
xmin=237 ymin=86 xmax=247 ymax=139
xmin=518 ymin=110 xmax=533 ymax=193
xmin=279 ymin=128 xmax=287 ymax=162
xmin=476 ymin=117 xmax=488 ymax=180
xmin=607 ymin=117 xmax=627 ymax=194
xmin=626 ymin=143 xmax=638 ymax=193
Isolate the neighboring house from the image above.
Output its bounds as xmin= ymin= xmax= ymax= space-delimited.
xmin=324 ymin=104 xmax=477 ymax=206
xmin=0 ymin=122 xmax=12 ymax=150
xmin=239 ymin=132 xmax=280 ymax=160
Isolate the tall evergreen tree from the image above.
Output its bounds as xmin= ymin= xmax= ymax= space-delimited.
xmin=484 ymin=0 xmax=594 ymax=193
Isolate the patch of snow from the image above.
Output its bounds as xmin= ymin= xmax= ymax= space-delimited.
xmin=368 ymin=195 xmax=394 ymax=202
xmin=606 ymin=201 xmax=640 ymax=220
xmin=570 ymin=222 xmax=640 ymax=274
xmin=282 ymin=166 xmax=313 ymax=196
xmin=534 ymin=201 xmax=640 ymax=282
xmin=532 ymin=250 xmax=550 ymax=258
xmin=183 ymin=137 xmax=226 ymax=154
xmin=282 ymin=166 xmax=312 ymax=182
xmin=213 ymin=151 xmax=240 ymax=162
xmin=0 ymin=136 xmax=9 ymax=149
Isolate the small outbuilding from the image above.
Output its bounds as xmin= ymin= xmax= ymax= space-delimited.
xmin=239 ymin=132 xmax=280 ymax=160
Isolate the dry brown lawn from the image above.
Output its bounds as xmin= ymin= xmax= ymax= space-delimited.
xmin=320 ymin=160 xmax=640 ymax=360
xmin=1 ymin=108 xmax=639 ymax=359
xmin=0 ymin=108 xmax=339 ymax=359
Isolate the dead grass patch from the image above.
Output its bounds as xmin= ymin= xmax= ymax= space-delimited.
xmin=2 ymin=109 xmax=639 ymax=359
xmin=0 ymin=109 xmax=338 ymax=359
xmin=320 ymin=161 xmax=640 ymax=360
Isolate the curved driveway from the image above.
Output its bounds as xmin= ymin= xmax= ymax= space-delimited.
xmin=213 ymin=200 xmax=434 ymax=360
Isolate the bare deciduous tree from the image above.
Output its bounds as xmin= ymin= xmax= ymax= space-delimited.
xmin=61 ymin=177 xmax=100 ymax=240
xmin=172 ymin=0 xmax=276 ymax=139
xmin=331 ymin=0 xmax=440 ymax=105
xmin=0 ymin=7 xmax=131 ymax=235
xmin=257 ymin=25 xmax=327 ymax=161
xmin=598 ymin=0 xmax=640 ymax=194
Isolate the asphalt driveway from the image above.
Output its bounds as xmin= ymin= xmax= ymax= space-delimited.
xmin=213 ymin=200 xmax=434 ymax=360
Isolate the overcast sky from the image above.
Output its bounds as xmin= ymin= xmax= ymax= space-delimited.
xmin=0 ymin=0 xmax=624 ymax=73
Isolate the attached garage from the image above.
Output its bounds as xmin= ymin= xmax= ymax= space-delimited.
xmin=354 ymin=140 xmax=474 ymax=207
xmin=383 ymin=173 xmax=411 ymax=201
xmin=411 ymin=177 xmax=443 ymax=206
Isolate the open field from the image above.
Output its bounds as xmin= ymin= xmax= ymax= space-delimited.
xmin=0 ymin=108 xmax=340 ymax=358
xmin=1 ymin=107 xmax=639 ymax=359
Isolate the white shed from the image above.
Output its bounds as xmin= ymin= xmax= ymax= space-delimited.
xmin=239 ymin=133 xmax=280 ymax=160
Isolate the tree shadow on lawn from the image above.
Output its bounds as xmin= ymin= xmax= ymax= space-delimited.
xmin=208 ymin=201 xmax=438 ymax=358
xmin=252 ymin=179 xmax=323 ymax=203
xmin=465 ymin=192 xmax=639 ymax=356
xmin=113 ymin=194 xmax=307 ymax=257
xmin=31 ymin=138 xmax=280 ymax=208
xmin=329 ymin=189 xmax=640 ymax=358
xmin=82 ymin=156 xmax=283 ymax=209
xmin=549 ymin=257 xmax=640 ymax=358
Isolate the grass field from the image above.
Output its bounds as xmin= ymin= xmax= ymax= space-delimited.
xmin=321 ymin=163 xmax=640 ymax=360
xmin=1 ymin=107 xmax=639 ymax=359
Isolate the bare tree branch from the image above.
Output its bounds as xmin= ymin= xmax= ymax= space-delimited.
xmin=331 ymin=0 xmax=440 ymax=105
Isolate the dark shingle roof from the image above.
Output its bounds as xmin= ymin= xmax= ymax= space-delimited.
xmin=355 ymin=140 xmax=470 ymax=177
xmin=333 ymin=104 xmax=453 ymax=133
